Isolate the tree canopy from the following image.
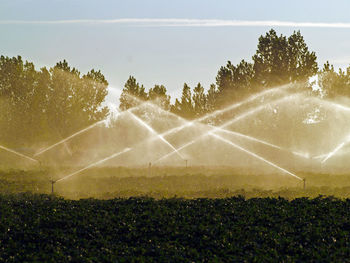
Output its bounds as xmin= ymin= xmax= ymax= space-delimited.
xmin=3 ymin=28 xmax=349 ymax=151
xmin=119 ymin=76 xmax=147 ymax=111
xmin=0 ymin=56 xmax=109 ymax=148
xmin=252 ymin=29 xmax=318 ymax=88
xmin=317 ymin=61 xmax=350 ymax=98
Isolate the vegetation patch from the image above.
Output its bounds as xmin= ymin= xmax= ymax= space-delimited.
xmin=1 ymin=194 xmax=350 ymax=262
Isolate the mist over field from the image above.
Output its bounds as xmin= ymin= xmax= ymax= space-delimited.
xmin=2 ymin=2 xmax=350 ymax=261
xmin=1 ymin=28 xmax=350 ymax=198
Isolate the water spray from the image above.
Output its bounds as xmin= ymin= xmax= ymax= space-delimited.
xmin=124 ymin=91 xmax=295 ymax=155
xmin=209 ymin=125 xmax=310 ymax=159
xmin=153 ymin=139 xmax=197 ymax=164
xmin=307 ymin=96 xmax=350 ymax=112
xmin=321 ymin=142 xmax=347 ymax=164
xmin=126 ymin=86 xmax=292 ymax=141
xmin=153 ymin=93 xmax=303 ymax=165
xmin=220 ymin=93 xmax=302 ymax=128
xmin=127 ymin=110 xmax=185 ymax=160
xmin=51 ymin=88 xmax=305 ymax=187
xmin=34 ymin=101 xmax=150 ymax=157
xmin=0 ymin=145 xmax=39 ymax=163
xmin=34 ymin=120 xmax=107 ymax=157
xmin=55 ymin=147 xmax=131 ymax=183
xmin=193 ymin=83 xmax=292 ymax=124
xmin=209 ymin=133 xmax=303 ymax=181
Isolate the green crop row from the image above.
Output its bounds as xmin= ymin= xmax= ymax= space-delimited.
xmin=1 ymin=194 xmax=350 ymax=262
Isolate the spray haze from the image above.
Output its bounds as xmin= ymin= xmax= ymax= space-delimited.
xmin=3 ymin=80 xmax=350 ymax=195
xmin=2 ymin=26 xmax=350 ymax=198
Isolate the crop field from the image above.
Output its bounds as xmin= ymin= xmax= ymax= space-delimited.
xmin=1 ymin=168 xmax=350 ymax=261
xmin=1 ymin=193 xmax=350 ymax=262
xmin=1 ymin=167 xmax=350 ymax=200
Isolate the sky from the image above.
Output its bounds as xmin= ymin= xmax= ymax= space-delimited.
xmin=1 ymin=0 xmax=350 ymax=106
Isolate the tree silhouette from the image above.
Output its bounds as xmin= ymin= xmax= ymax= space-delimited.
xmin=47 ymin=60 xmax=109 ymax=138
xmin=171 ymin=83 xmax=195 ymax=119
xmin=148 ymin=84 xmax=171 ymax=110
xmin=318 ymin=61 xmax=350 ymax=98
xmin=206 ymin=84 xmax=218 ymax=112
xmin=119 ymin=76 xmax=147 ymax=111
xmin=215 ymin=60 xmax=254 ymax=107
xmin=0 ymin=56 xmax=109 ymax=147
xmin=192 ymin=83 xmax=206 ymax=117
xmin=253 ymin=29 xmax=318 ymax=88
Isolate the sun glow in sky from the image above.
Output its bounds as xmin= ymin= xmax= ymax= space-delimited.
xmin=1 ymin=0 xmax=350 ymax=104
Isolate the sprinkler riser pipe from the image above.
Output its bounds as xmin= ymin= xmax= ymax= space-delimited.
xmin=50 ymin=180 xmax=56 ymax=195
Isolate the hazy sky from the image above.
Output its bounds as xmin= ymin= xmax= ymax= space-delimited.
xmin=1 ymin=0 xmax=350 ymax=105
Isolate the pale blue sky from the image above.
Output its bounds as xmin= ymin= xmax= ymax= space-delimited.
xmin=1 ymin=0 xmax=350 ymax=104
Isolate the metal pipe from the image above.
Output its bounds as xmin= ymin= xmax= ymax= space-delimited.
xmin=50 ymin=180 xmax=56 ymax=194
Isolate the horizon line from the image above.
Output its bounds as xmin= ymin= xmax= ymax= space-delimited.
xmin=1 ymin=18 xmax=350 ymax=28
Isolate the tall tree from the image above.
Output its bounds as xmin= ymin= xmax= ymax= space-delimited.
xmin=206 ymin=84 xmax=218 ymax=112
xmin=0 ymin=56 xmax=44 ymax=145
xmin=192 ymin=82 xmax=206 ymax=117
xmin=47 ymin=60 xmax=109 ymax=138
xmin=318 ymin=61 xmax=350 ymax=98
xmin=171 ymin=83 xmax=194 ymax=119
xmin=0 ymin=56 xmax=109 ymax=147
xmin=215 ymin=60 xmax=254 ymax=107
xmin=119 ymin=76 xmax=147 ymax=111
xmin=148 ymin=84 xmax=171 ymax=110
xmin=252 ymin=29 xmax=318 ymax=88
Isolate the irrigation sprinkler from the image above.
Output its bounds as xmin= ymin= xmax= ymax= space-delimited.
xmin=40 ymin=86 xmax=349 ymax=194
xmin=50 ymin=180 xmax=56 ymax=194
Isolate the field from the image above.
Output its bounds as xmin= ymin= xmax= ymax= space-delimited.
xmin=1 ymin=166 xmax=350 ymax=199
xmin=1 ymin=168 xmax=350 ymax=261
xmin=1 ymin=194 xmax=350 ymax=262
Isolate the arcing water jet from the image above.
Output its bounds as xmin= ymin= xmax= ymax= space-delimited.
xmin=153 ymin=138 xmax=198 ymax=164
xmin=34 ymin=100 xmax=152 ymax=157
xmin=194 ymin=83 xmax=292 ymax=124
xmin=220 ymin=93 xmax=302 ymax=128
xmin=34 ymin=120 xmax=107 ymax=157
xmin=56 ymin=147 xmax=131 ymax=183
xmin=321 ymin=142 xmax=346 ymax=163
xmin=127 ymin=110 xmax=185 ymax=160
xmin=209 ymin=133 xmax=303 ymax=181
xmin=126 ymin=85 xmax=292 ymax=144
xmin=0 ymin=145 xmax=39 ymax=163
xmin=153 ymin=93 xmax=304 ymax=164
xmin=211 ymin=126 xmax=310 ymax=159
xmin=307 ymin=96 xmax=350 ymax=112
xmin=137 ymin=90 xmax=299 ymax=157
xmin=52 ymin=88 xmax=314 ymax=185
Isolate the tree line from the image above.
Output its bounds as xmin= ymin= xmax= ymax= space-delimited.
xmin=0 ymin=58 xmax=108 ymax=148
xmin=119 ymin=29 xmax=319 ymax=118
xmin=0 ymin=29 xmax=349 ymax=148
